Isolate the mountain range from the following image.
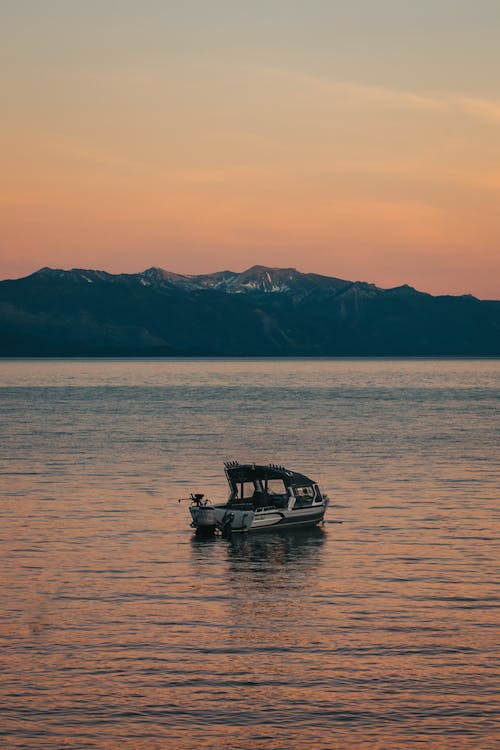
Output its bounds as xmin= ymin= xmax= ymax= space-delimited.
xmin=0 ymin=265 xmax=499 ymax=356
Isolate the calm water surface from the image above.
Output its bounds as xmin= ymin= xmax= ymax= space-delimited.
xmin=0 ymin=358 xmax=499 ymax=749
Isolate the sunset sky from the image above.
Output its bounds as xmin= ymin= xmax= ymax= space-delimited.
xmin=2 ymin=1 xmax=500 ymax=297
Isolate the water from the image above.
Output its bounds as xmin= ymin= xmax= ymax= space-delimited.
xmin=1 ymin=358 xmax=498 ymax=749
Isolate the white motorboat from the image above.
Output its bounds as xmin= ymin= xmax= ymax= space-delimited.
xmin=188 ymin=461 xmax=329 ymax=534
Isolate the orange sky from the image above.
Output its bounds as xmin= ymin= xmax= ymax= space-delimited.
xmin=1 ymin=2 xmax=499 ymax=297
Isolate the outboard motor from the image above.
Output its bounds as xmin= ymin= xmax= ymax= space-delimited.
xmin=191 ymin=493 xmax=206 ymax=506
xmin=189 ymin=493 xmax=217 ymax=534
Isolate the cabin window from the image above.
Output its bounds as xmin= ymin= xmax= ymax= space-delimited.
xmin=297 ymin=486 xmax=314 ymax=497
xmin=232 ymin=477 xmax=288 ymax=502
xmin=293 ymin=486 xmax=315 ymax=508
xmin=312 ymin=484 xmax=323 ymax=503
xmin=236 ymin=481 xmax=258 ymax=500
xmin=265 ymin=479 xmax=287 ymax=495
xmin=294 ymin=496 xmax=313 ymax=508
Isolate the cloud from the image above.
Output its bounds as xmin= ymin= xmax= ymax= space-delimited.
xmin=250 ymin=64 xmax=500 ymax=125
xmin=346 ymin=83 xmax=500 ymax=124
xmin=453 ymin=95 xmax=500 ymax=123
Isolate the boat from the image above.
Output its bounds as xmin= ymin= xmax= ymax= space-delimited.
xmin=188 ymin=461 xmax=329 ymax=534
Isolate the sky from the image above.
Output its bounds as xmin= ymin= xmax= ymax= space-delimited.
xmin=1 ymin=0 xmax=500 ymax=297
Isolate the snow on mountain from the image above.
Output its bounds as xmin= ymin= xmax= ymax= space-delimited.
xmin=132 ymin=264 xmax=352 ymax=298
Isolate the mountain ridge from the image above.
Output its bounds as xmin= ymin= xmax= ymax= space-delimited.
xmin=0 ymin=264 xmax=498 ymax=356
xmin=22 ymin=264 xmax=482 ymax=299
xmin=24 ymin=264 xmax=356 ymax=298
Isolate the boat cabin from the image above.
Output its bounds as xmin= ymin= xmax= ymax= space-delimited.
xmin=224 ymin=461 xmax=322 ymax=510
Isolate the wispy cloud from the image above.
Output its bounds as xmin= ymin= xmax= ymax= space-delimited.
xmin=453 ymin=95 xmax=500 ymax=123
xmin=250 ymin=64 xmax=500 ymax=125
xmin=342 ymin=81 xmax=500 ymax=124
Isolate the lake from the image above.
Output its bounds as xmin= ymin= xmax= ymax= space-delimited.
xmin=0 ymin=358 xmax=498 ymax=749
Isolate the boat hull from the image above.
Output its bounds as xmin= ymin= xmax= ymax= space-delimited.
xmin=190 ymin=501 xmax=327 ymax=534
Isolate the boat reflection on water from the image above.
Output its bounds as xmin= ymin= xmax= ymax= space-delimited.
xmin=190 ymin=525 xmax=326 ymax=567
xmin=226 ymin=525 xmax=326 ymax=569
xmin=190 ymin=526 xmax=326 ymax=627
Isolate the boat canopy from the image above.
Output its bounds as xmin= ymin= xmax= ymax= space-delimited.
xmin=224 ymin=461 xmax=315 ymax=489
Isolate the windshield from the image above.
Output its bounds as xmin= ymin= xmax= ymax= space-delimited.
xmin=232 ymin=478 xmax=288 ymax=500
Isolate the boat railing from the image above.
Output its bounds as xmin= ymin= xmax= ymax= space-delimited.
xmin=254 ymin=505 xmax=280 ymax=513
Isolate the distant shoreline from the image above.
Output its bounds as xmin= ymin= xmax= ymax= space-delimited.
xmin=1 ymin=355 xmax=499 ymax=361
